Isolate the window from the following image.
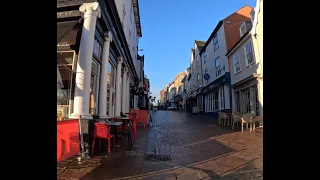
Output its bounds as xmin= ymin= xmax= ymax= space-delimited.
xmin=244 ymin=41 xmax=254 ymax=66
xmin=250 ymin=10 xmax=255 ymax=22
xmin=196 ymin=55 xmax=199 ymax=66
xmin=57 ymin=51 xmax=75 ymax=120
xmin=90 ymin=59 xmax=100 ymax=115
xmin=240 ymin=22 xmax=247 ymax=37
xmin=233 ymin=52 xmax=241 ymax=74
xmin=205 ymin=90 xmax=220 ymax=112
xmin=130 ymin=5 xmax=133 ymax=22
xmin=215 ymin=57 xmax=221 ymax=76
xmin=251 ymin=87 xmax=259 ymax=116
xmin=213 ymin=34 xmax=219 ymax=51
xmin=243 ymin=90 xmax=251 ymax=113
xmin=214 ymin=91 xmax=219 ymax=110
xmin=93 ymin=38 xmax=102 ymax=59
xmin=122 ymin=4 xmax=126 ymax=27
xmin=203 ymin=51 xmax=207 ymax=64
xmin=197 ymin=73 xmax=200 ymax=81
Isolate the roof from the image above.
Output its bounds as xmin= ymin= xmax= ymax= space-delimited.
xmin=133 ymin=0 xmax=142 ymax=37
xmin=199 ymin=21 xmax=223 ymax=55
xmin=225 ymin=28 xmax=252 ymax=56
xmin=199 ymin=5 xmax=253 ymax=55
xmin=195 ymin=40 xmax=206 ymax=47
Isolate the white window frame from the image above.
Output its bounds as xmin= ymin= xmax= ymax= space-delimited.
xmin=122 ymin=4 xmax=126 ymax=27
xmin=244 ymin=41 xmax=255 ymax=67
xmin=240 ymin=22 xmax=247 ymax=37
xmin=196 ymin=55 xmax=199 ymax=66
xmin=250 ymin=10 xmax=255 ymax=24
xmin=215 ymin=57 xmax=221 ymax=76
xmin=232 ymin=52 xmax=241 ymax=74
xmin=203 ymin=51 xmax=207 ymax=64
xmin=213 ymin=34 xmax=219 ymax=51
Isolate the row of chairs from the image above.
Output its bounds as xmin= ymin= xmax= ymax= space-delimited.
xmin=218 ymin=112 xmax=263 ymax=132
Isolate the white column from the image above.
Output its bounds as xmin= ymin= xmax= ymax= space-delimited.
xmin=108 ymin=88 xmax=114 ymax=117
xmin=115 ymin=57 xmax=123 ymax=117
xmin=98 ymin=31 xmax=112 ymax=118
xmin=70 ymin=2 xmax=100 ymax=119
xmin=121 ymin=68 xmax=128 ymax=113
xmin=126 ymin=74 xmax=131 ymax=112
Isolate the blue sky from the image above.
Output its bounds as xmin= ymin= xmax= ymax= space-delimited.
xmin=138 ymin=0 xmax=256 ymax=101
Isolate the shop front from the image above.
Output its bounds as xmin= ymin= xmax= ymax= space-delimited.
xmin=202 ymin=72 xmax=231 ymax=118
xmin=231 ymin=74 xmax=262 ymax=116
xmin=57 ymin=1 xmax=141 ymax=159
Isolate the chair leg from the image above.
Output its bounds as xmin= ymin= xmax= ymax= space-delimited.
xmin=241 ymin=121 xmax=244 ymax=132
xmin=107 ymin=139 xmax=111 ymax=155
xmin=113 ymin=137 xmax=116 ymax=151
xmin=91 ymin=138 xmax=96 ymax=155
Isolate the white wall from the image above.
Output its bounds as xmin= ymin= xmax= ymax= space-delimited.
xmin=201 ymin=25 xmax=229 ymax=87
xmin=115 ymin=0 xmax=140 ymax=76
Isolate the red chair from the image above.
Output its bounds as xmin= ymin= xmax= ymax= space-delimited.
xmin=91 ymin=123 xmax=115 ymax=155
xmin=128 ymin=113 xmax=137 ymax=140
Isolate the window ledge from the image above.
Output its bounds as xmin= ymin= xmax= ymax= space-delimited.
xmin=234 ymin=70 xmax=241 ymax=75
xmin=246 ymin=61 xmax=255 ymax=68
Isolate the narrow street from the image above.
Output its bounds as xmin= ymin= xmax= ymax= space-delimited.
xmin=58 ymin=111 xmax=262 ymax=180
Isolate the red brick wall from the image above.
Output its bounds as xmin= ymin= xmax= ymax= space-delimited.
xmin=223 ymin=5 xmax=253 ymax=52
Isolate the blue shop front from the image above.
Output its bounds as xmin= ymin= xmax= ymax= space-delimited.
xmin=202 ymin=72 xmax=232 ymax=118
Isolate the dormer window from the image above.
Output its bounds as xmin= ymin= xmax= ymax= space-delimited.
xmin=250 ymin=10 xmax=255 ymax=23
xmin=239 ymin=21 xmax=252 ymax=37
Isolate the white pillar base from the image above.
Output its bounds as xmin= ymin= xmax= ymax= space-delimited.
xmin=69 ymin=113 xmax=93 ymax=120
xmin=98 ymin=115 xmax=109 ymax=119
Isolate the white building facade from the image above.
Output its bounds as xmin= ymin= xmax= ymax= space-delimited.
xmin=57 ymin=0 xmax=143 ymax=122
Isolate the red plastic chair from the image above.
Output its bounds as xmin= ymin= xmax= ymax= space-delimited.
xmin=91 ymin=123 xmax=115 ymax=155
xmin=128 ymin=113 xmax=137 ymax=140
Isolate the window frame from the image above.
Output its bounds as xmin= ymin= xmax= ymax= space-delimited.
xmin=232 ymin=52 xmax=241 ymax=74
xmin=244 ymin=40 xmax=255 ymax=67
xmin=215 ymin=56 xmax=221 ymax=76
xmin=213 ymin=34 xmax=219 ymax=51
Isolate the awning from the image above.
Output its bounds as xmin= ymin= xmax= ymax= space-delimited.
xmin=57 ymin=20 xmax=78 ymax=44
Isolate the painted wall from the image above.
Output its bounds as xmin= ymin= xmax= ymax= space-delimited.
xmin=192 ymin=43 xmax=204 ymax=89
xmin=229 ymin=35 xmax=261 ymax=86
xmin=224 ymin=84 xmax=230 ymax=109
xmin=251 ymin=0 xmax=263 ymax=114
xmin=201 ymin=25 xmax=229 ymax=88
xmin=114 ymin=0 xmax=140 ymax=77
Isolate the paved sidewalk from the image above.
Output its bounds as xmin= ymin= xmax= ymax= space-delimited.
xmin=57 ymin=111 xmax=262 ymax=180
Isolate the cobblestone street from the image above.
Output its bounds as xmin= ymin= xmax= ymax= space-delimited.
xmin=58 ymin=111 xmax=263 ymax=180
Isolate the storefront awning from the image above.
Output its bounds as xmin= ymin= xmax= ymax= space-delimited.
xmin=57 ymin=21 xmax=78 ymax=44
